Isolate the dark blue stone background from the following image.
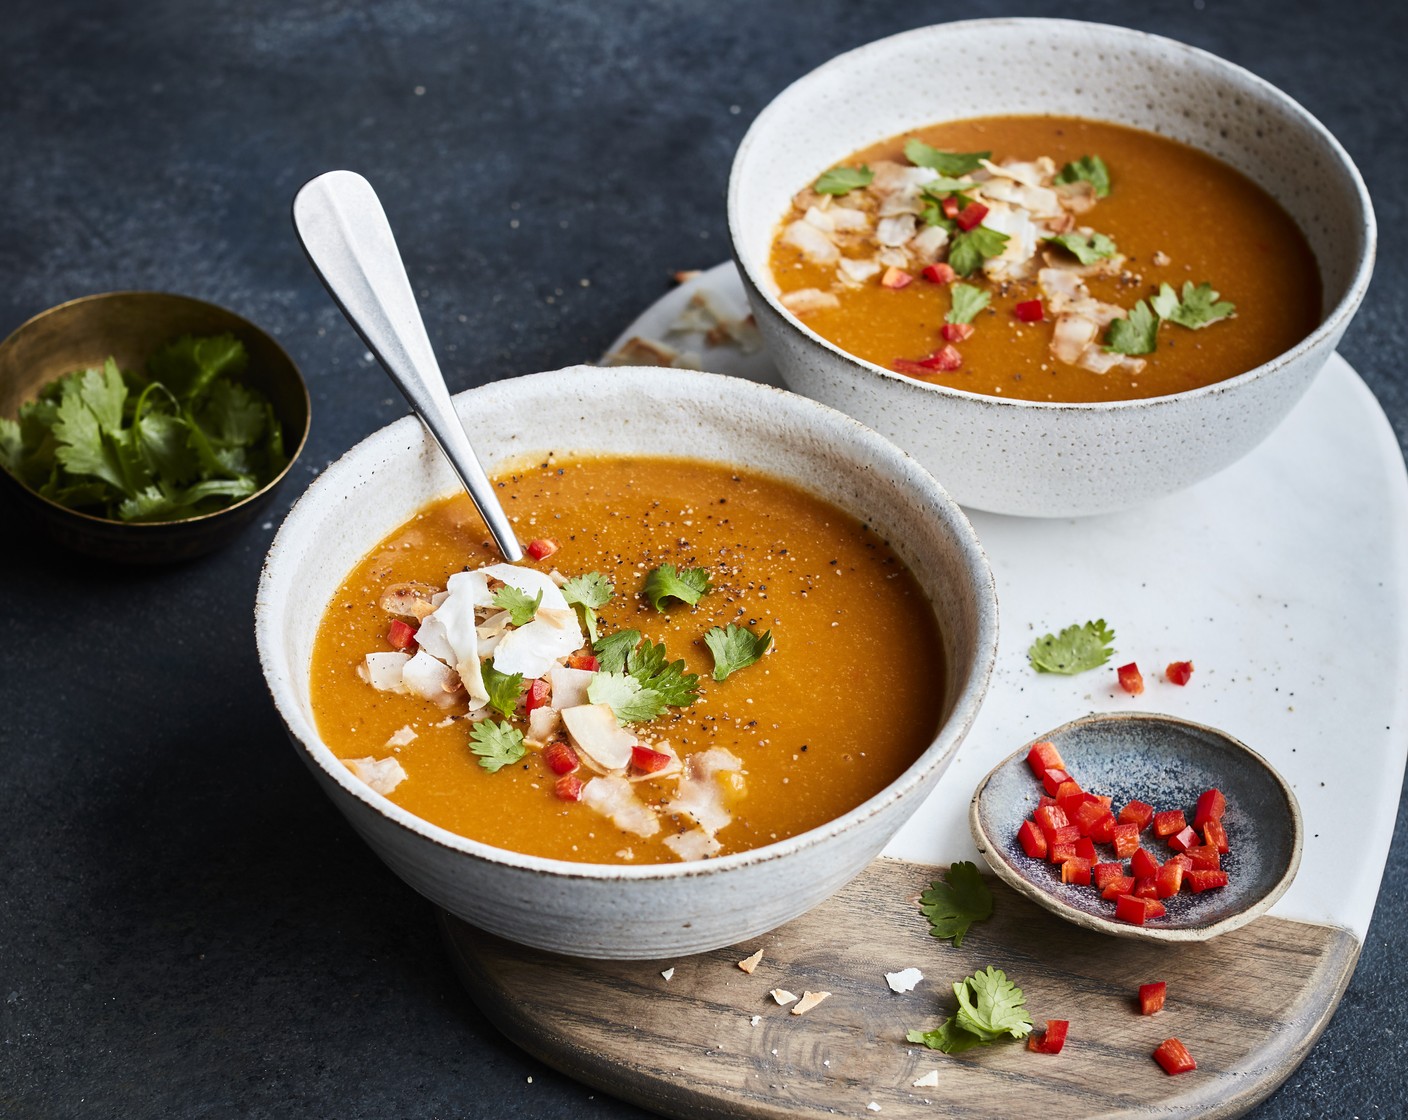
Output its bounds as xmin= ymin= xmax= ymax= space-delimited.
xmin=1 ymin=2 xmax=1404 ymax=1116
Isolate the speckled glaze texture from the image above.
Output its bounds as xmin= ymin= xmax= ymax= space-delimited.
xmin=255 ymin=366 xmax=997 ymax=959
xmin=971 ymin=712 xmax=1303 ymax=942
xmin=728 ymin=19 xmax=1376 ymax=517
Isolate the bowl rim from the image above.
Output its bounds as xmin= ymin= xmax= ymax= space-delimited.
xmin=256 ymin=364 xmax=999 ymax=884
xmin=0 ymin=289 xmax=312 ymax=528
xmin=968 ymin=709 xmax=1304 ymax=942
xmin=727 ymin=16 xmax=1377 ymax=413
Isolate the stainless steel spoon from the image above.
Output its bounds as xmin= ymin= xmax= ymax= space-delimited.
xmin=292 ymin=170 xmax=523 ymax=562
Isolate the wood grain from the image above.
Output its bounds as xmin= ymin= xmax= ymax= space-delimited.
xmin=440 ymin=857 xmax=1358 ymax=1119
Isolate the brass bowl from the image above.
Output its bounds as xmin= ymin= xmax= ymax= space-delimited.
xmin=0 ymin=291 xmax=310 ymax=563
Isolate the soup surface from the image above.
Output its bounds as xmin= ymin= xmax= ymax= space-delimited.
xmin=768 ymin=115 xmax=1321 ymax=403
xmin=309 ymin=455 xmax=945 ymax=864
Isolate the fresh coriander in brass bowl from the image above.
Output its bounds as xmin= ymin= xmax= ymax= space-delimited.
xmin=0 ymin=291 xmax=310 ymax=563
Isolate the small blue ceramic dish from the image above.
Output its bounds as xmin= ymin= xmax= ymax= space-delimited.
xmin=970 ymin=712 xmax=1303 ymax=942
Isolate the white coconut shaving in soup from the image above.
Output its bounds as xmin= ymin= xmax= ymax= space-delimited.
xmin=348 ymin=553 xmax=775 ymax=863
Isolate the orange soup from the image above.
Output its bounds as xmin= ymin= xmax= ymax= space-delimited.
xmin=769 ymin=115 xmax=1320 ymax=403
xmin=309 ymin=455 xmax=944 ymax=864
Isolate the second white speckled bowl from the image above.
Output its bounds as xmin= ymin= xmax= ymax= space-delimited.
xmin=728 ymin=19 xmax=1375 ymax=517
xmin=255 ymin=366 xmax=997 ymax=959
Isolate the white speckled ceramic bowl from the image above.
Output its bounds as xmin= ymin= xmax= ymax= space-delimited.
xmin=728 ymin=19 xmax=1376 ymax=517
xmin=255 ymin=366 xmax=997 ymax=959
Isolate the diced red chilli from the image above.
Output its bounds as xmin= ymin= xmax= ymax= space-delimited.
xmin=1144 ymin=899 xmax=1167 ymax=919
xmin=1112 ymin=822 xmax=1140 ymax=859
xmin=1093 ymin=862 xmax=1126 ymax=891
xmin=920 ymin=344 xmax=964 ymax=372
xmin=1072 ymin=799 xmax=1107 ymax=836
xmin=1013 ymin=298 xmax=1045 ymax=323
xmin=566 ymin=651 xmax=600 ymax=672
xmin=1101 ymin=875 xmax=1135 ymax=900
xmin=1119 ymin=799 xmax=1154 ymax=830
xmin=1130 ymin=847 xmax=1160 ymax=880
xmin=1167 ymin=825 xmax=1201 ymax=853
xmin=922 ymin=262 xmax=958 ymax=284
xmin=1042 ymin=767 xmax=1074 ymax=796
xmin=1132 ymin=877 xmax=1159 ymax=900
xmin=525 ymin=538 xmax=559 ymax=561
xmin=1018 ymin=819 xmax=1048 ymax=859
xmin=1091 ymin=794 xmax=1113 ymax=810
xmin=1074 ymin=837 xmax=1097 ymax=861
xmin=1037 ymin=794 xmax=1058 ymax=809
xmin=1165 ymin=853 xmax=1192 ymax=872
xmin=1044 ymin=824 xmax=1081 ymax=847
xmin=1058 ymin=791 xmax=1092 ymax=822
xmin=941 ymin=195 xmax=961 ymax=220
xmin=631 ymin=745 xmax=672 ymax=774
xmin=1117 ymin=662 xmax=1145 ymax=695
xmin=1027 ymin=741 xmax=1065 ymax=777
xmin=1194 ymin=788 xmax=1227 ymax=829
xmin=941 ymin=322 xmax=975 ymax=342
xmin=386 ymin=618 xmax=418 ymax=651
xmin=1034 ymin=804 xmax=1069 ymax=832
xmin=1155 ymin=861 xmax=1185 ymax=898
xmin=881 ymin=266 xmax=914 ymax=290
xmin=1152 ymin=809 xmax=1188 ymax=839
xmin=524 ymin=678 xmax=551 ymax=714
xmin=1186 ymin=844 xmax=1221 ymax=871
xmin=1139 ymin=981 xmax=1167 ymax=1015
xmin=1166 ymin=660 xmax=1194 ymax=686
xmin=1186 ymin=869 xmax=1230 ymax=892
xmin=1049 ymin=841 xmax=1078 ymax=863
xmin=1203 ymin=819 xmax=1230 ymax=854
xmin=1153 ymin=1038 xmax=1196 ymax=1075
xmin=1087 ymin=811 xmax=1117 ymax=844
xmin=543 ymin=741 xmax=580 ymax=776
xmin=1116 ymin=894 xmax=1151 ymax=925
xmin=1028 ymin=1020 xmax=1069 ymax=1054
xmin=1060 ymin=857 xmax=1092 ymax=886
xmin=1054 ymin=778 xmax=1083 ymax=801
xmin=955 ymin=202 xmax=989 ymax=231
xmin=554 ymin=774 xmax=584 ymax=801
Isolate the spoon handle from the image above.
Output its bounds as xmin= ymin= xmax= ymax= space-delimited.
xmin=291 ymin=170 xmax=523 ymax=562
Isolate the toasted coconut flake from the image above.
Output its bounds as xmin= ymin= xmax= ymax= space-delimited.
xmin=770 ymin=989 xmax=798 ymax=1006
xmin=379 ymin=582 xmax=437 ymax=618
xmin=837 ymin=256 xmax=883 ymax=287
xmin=980 ymin=203 xmax=1039 ymax=281
xmin=385 ymin=725 xmax=417 ymax=748
xmin=364 ymin=651 xmax=411 ymax=692
xmin=344 ymin=755 xmax=408 ymax=795
xmin=779 ymin=288 xmax=840 ymax=316
xmin=667 ymin=748 xmax=743 ymax=834
xmin=581 ymin=775 xmax=660 ymax=837
xmin=791 ymin=990 xmax=831 ymax=1016
xmin=401 ymin=650 xmax=459 ymax=705
xmin=1054 ymin=179 xmax=1098 ymax=214
xmin=885 ymin=967 xmax=923 ymax=993
xmin=1051 ymin=313 xmax=1099 ymax=364
xmin=525 ymin=706 xmax=562 ymax=746
xmin=829 ymin=206 xmax=871 ymax=232
xmin=663 ymin=828 xmax=722 ymax=861
xmin=1078 ymin=347 xmax=1146 ymax=376
xmin=802 ymin=205 xmax=836 ymax=232
xmin=782 ymin=219 xmax=839 ymax=265
xmin=909 ymin=224 xmax=949 ymax=264
xmin=738 ymin=949 xmax=764 ymax=974
xmin=562 ymin=703 xmax=637 ymax=771
xmin=417 ymin=582 xmax=488 ymax=704
xmin=912 ymin=1070 xmax=940 ymax=1089
xmin=661 ymin=967 xmax=675 ymax=981
xmin=548 ymin=665 xmax=594 ymax=711
xmin=477 ymin=564 xmax=569 ymax=611
xmin=603 ymin=335 xmax=683 ymax=367
xmin=493 ymin=608 xmax=584 ymax=679
xmin=875 ymin=214 xmax=917 ymax=248
xmin=975 ymin=176 xmax=1062 ymax=218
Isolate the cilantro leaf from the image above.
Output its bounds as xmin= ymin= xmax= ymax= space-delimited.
xmin=703 ymin=624 xmax=772 ymax=681
xmin=1104 ymin=300 xmax=1160 ymax=356
xmin=480 ymin=659 xmax=525 ymax=720
xmin=946 ymin=283 xmax=991 ymax=325
xmin=1055 ymin=154 xmax=1111 ymax=198
xmin=906 ymin=1020 xmax=983 ymax=1054
xmin=51 ymin=365 xmax=136 ymax=495
xmin=904 ymin=139 xmax=990 ymax=178
xmin=947 ymin=227 xmax=1009 ymax=278
xmin=594 ymin=629 xmax=643 ymax=674
xmin=1150 ymin=281 xmax=1236 ymax=330
xmin=147 ymin=334 xmax=248 ymax=402
xmin=919 ymin=861 xmax=993 ymax=947
xmin=588 ymin=671 xmax=666 ymax=724
xmin=562 ymin=572 xmax=613 ymax=643
xmin=493 ymin=584 xmax=543 ymax=626
xmin=117 ymin=483 xmax=179 ymax=522
xmin=625 ymin=637 xmax=700 ymax=707
xmin=0 ymin=416 xmax=21 ymax=470
xmin=954 ymin=967 xmax=1032 ymax=1041
xmin=1047 ymin=230 xmax=1118 ymax=265
xmin=1028 ymin=619 xmax=1116 ymax=674
xmin=814 ymin=165 xmax=873 ymax=195
xmin=468 ymin=719 xmax=526 ymax=773
xmin=643 ymin=563 xmax=711 ymax=611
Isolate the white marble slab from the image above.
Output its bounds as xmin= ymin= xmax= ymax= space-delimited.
xmin=609 ymin=262 xmax=1408 ymax=942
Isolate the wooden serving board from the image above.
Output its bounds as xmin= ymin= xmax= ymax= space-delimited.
xmin=441 ymin=858 xmax=1357 ymax=1119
